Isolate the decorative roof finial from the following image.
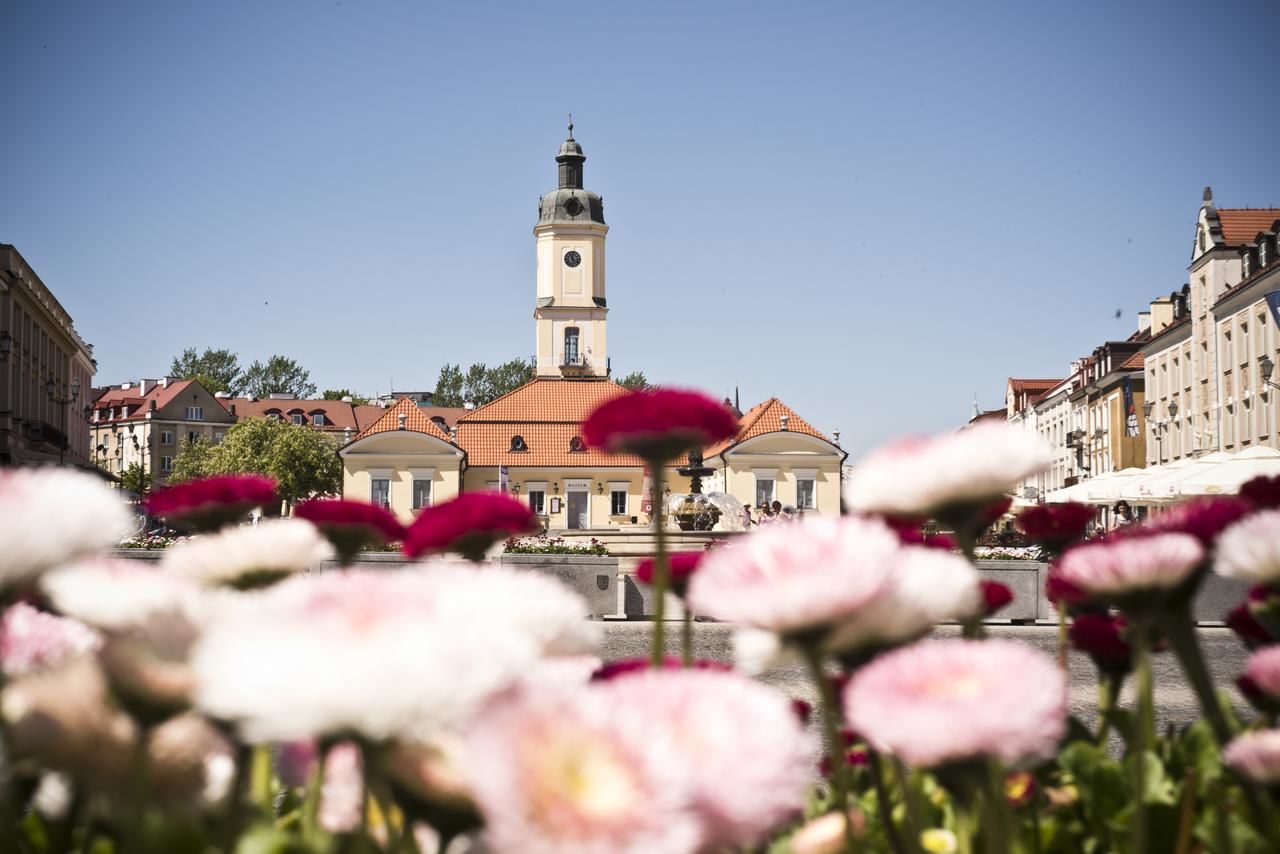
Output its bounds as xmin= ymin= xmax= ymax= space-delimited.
xmin=1203 ymin=185 xmax=1213 ymax=205
xmin=567 ymin=114 xmax=574 ymax=140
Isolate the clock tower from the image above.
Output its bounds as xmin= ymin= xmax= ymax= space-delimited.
xmin=533 ymin=120 xmax=609 ymax=378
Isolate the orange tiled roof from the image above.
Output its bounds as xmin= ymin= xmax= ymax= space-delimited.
xmin=1119 ymin=352 xmax=1145 ymax=371
xmin=1008 ymin=378 xmax=1061 ymax=393
xmin=1219 ymin=209 xmax=1280 ymax=246
xmin=457 ymin=379 xmax=629 ymax=424
xmin=969 ymin=409 xmax=1006 ymax=425
xmin=92 ymin=379 xmax=196 ymax=422
xmin=354 ymin=397 xmax=455 ymax=442
xmin=705 ymin=397 xmax=831 ymax=458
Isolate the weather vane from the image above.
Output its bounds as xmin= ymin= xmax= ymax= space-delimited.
xmin=567 ymin=114 xmax=574 ymax=139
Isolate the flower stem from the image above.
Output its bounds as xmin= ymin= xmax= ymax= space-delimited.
xmin=128 ymin=725 xmax=152 ymax=854
xmin=681 ymin=607 xmax=694 ymax=666
xmin=251 ymin=745 xmax=274 ymax=815
xmin=1130 ymin=618 xmax=1154 ymax=854
xmin=803 ymin=644 xmax=858 ymax=853
xmin=896 ymin=759 xmax=927 ymax=854
xmin=1096 ymin=671 xmax=1123 ymax=747
xmin=1157 ymin=606 xmax=1231 ymax=746
xmin=1056 ymin=602 xmax=1069 ymax=673
xmin=302 ymin=742 xmax=329 ymax=843
xmin=982 ymin=761 xmax=1013 ymax=854
xmin=954 ymin=797 xmax=976 ymax=854
xmin=650 ymin=465 xmax=669 ymax=667
xmin=1174 ymin=768 xmax=1197 ymax=854
xmin=868 ymin=749 xmax=908 ymax=854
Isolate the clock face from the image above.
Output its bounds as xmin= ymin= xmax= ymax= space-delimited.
xmin=564 ymin=198 xmax=583 ymax=217
xmin=564 ymin=250 xmax=582 ymax=268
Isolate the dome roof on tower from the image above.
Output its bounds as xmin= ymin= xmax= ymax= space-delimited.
xmin=538 ymin=188 xmax=606 ymax=226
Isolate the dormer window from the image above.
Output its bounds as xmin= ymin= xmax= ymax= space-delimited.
xmin=569 ymin=436 xmax=585 ymax=452
xmin=1261 ymin=240 xmax=1269 ymax=267
xmin=1243 ymin=252 xmax=1252 ymax=277
xmin=510 ymin=435 xmax=528 ymax=452
xmin=312 ymin=413 xmax=326 ymax=427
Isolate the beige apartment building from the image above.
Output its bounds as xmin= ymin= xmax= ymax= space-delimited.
xmin=91 ymin=378 xmax=236 ymax=487
xmin=0 ymin=245 xmax=96 ymax=468
xmin=1143 ymin=191 xmax=1280 ymax=463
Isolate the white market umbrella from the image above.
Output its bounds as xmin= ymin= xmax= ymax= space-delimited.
xmin=1052 ymin=476 xmax=1102 ymax=504
xmin=1118 ymin=457 xmax=1205 ymax=505
xmin=1085 ymin=467 xmax=1148 ymax=503
xmin=1176 ymin=446 xmax=1280 ymax=497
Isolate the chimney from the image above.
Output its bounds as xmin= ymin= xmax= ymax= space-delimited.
xmin=343 ymin=427 xmax=353 ymax=443
xmin=214 ymin=391 xmax=229 ymax=399
xmin=464 ymin=401 xmax=476 ymax=411
xmin=121 ymin=381 xmax=132 ymax=391
xmin=779 ymin=413 xmax=789 ymax=431
xmin=159 ymin=377 xmax=169 ymax=388
xmin=341 ymin=395 xmax=353 ymax=403
xmin=1137 ymin=311 xmax=1151 ymax=334
xmin=138 ymin=379 xmax=152 ymax=396
xmin=230 ymin=404 xmax=237 ymax=416
xmin=1149 ymin=295 xmax=1174 ymax=332
xmin=397 ymin=412 xmax=407 ymax=430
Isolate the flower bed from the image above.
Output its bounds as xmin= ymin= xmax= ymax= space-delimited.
xmin=503 ymin=534 xmax=609 ymax=556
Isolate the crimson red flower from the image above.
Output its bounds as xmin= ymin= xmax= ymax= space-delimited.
xmin=789 ymin=699 xmax=812 ymax=726
xmin=402 ymin=492 xmax=538 ymax=562
xmin=1227 ymin=603 xmax=1274 ymax=650
xmin=590 ymin=657 xmax=732 ymax=680
xmin=294 ymin=498 xmax=404 ymax=565
xmin=1016 ymin=503 xmax=1094 ymax=554
xmin=582 ymin=388 xmax=740 ymax=463
xmin=980 ymin=580 xmax=1014 ymax=616
xmin=1127 ymin=496 xmax=1252 ymax=546
xmin=143 ymin=474 xmax=277 ymax=532
xmin=977 ymin=496 xmax=1014 ymax=528
xmin=1068 ymin=612 xmax=1132 ymax=675
xmin=635 ymin=552 xmax=703 ymax=596
xmin=1241 ymin=475 xmax=1280 ymax=509
xmin=1045 ymin=566 xmax=1088 ymax=609
xmin=1004 ymin=771 xmax=1037 ymax=808
xmin=1247 ymin=584 xmax=1280 ymax=642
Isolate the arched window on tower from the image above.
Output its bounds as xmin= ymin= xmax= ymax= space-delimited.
xmin=564 ymin=327 xmax=580 ymax=366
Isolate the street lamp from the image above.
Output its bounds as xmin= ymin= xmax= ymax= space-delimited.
xmin=1261 ymin=356 xmax=1280 ymax=391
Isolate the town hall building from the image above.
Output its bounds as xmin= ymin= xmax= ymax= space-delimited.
xmin=339 ymin=124 xmax=846 ymax=529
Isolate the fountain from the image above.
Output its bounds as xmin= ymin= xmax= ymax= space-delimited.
xmin=669 ymin=450 xmax=727 ymax=531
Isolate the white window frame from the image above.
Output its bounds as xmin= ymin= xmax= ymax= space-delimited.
xmin=753 ymin=469 xmax=777 ymax=507
xmin=368 ymin=469 xmax=392 ymax=509
xmin=313 ymin=413 xmax=326 ymax=427
xmin=161 ymin=430 xmax=173 ymax=445
xmin=409 ymin=468 xmax=435 ymax=511
xmin=160 ymin=456 xmax=173 ymax=472
xmin=292 ymin=412 xmax=306 ymax=425
xmin=526 ymin=481 xmax=547 ymax=516
xmin=185 ymin=406 xmax=204 ymax=420
xmin=608 ymin=481 xmax=629 ymax=516
xmin=794 ymin=469 xmax=818 ymax=510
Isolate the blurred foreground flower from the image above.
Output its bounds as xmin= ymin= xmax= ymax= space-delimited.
xmin=788 ymin=809 xmax=867 ymax=854
xmin=602 ymin=669 xmax=812 ymax=847
xmin=1223 ymin=729 xmax=1280 ymax=786
xmin=687 ymin=516 xmax=897 ymax=645
xmin=0 ymin=467 xmax=132 ymax=590
xmin=582 ymin=387 xmax=739 ymax=463
xmin=1134 ymin=496 xmax=1252 ymax=546
xmin=1054 ymin=533 xmax=1204 ymax=605
xmin=635 ymin=551 xmax=702 ymax=596
xmin=1069 ymin=612 xmax=1133 ymax=675
xmin=160 ymin=518 xmax=333 ymax=587
xmin=2 ymin=657 xmax=233 ymax=806
xmin=845 ymin=639 xmax=1066 ymax=769
xmin=1238 ymin=646 xmax=1280 ymax=714
xmin=294 ymin=497 xmax=404 ymax=564
xmin=843 ymin=423 xmax=1050 ymax=528
xmin=1216 ymin=509 xmax=1280 ymax=584
xmin=144 ymin=474 xmax=277 ymax=532
xmin=979 ymin=580 xmax=1014 ymax=617
xmin=1015 ymin=502 xmax=1094 ymax=554
xmin=0 ymin=602 xmax=100 ymax=677
xmin=403 ymin=492 xmax=539 ymax=562
xmin=467 ymin=684 xmax=701 ymax=853
xmin=591 ymin=656 xmax=730 ymax=681
xmin=192 ymin=565 xmax=597 ymax=742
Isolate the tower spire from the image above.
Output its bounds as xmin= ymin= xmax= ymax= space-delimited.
xmin=567 ymin=114 xmax=574 ymax=140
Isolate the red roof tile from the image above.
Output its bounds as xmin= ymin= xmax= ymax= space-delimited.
xmin=1219 ymin=209 xmax=1280 ymax=246
xmin=1008 ymin=378 xmax=1061 ymax=393
xmin=704 ymin=397 xmax=831 ymax=458
xmin=91 ymin=379 xmax=196 ymax=422
xmin=354 ymin=397 xmax=455 ymax=442
xmin=1119 ymin=352 xmax=1145 ymax=371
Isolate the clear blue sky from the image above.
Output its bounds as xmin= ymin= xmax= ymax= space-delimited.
xmin=6 ymin=1 xmax=1279 ymax=458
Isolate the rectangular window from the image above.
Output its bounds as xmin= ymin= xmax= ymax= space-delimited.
xmin=610 ymin=489 xmax=627 ymax=516
xmin=187 ymin=431 xmax=198 ymax=445
xmin=185 ymin=406 xmax=204 ymax=420
xmin=313 ymin=413 xmax=326 ymax=427
xmin=161 ymin=431 xmax=173 ymax=445
xmin=412 ymin=479 xmax=431 ymax=510
xmin=796 ymin=478 xmax=816 ymax=509
xmin=292 ymin=413 xmax=305 ymax=425
xmin=160 ymin=456 xmax=173 ymax=472
xmin=213 ymin=432 xmax=225 ymax=444
xmin=755 ymin=478 xmax=775 ymax=507
xmin=371 ymin=478 xmax=391 ymax=509
xmin=528 ymin=489 xmax=546 ymax=515
xmin=564 ymin=327 xmax=580 ymax=365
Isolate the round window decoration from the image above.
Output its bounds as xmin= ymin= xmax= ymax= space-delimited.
xmin=564 ymin=250 xmax=582 ymax=268
xmin=564 ymin=198 xmax=583 ymax=217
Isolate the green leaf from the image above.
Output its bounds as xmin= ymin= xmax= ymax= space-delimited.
xmin=1058 ymin=742 xmax=1128 ymax=823
xmin=1125 ymin=751 xmax=1178 ymax=807
xmin=234 ymin=825 xmax=318 ymax=854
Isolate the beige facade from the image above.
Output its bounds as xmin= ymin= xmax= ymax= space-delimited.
xmin=0 ymin=245 xmax=96 ymax=468
xmin=340 ymin=427 xmax=464 ymax=523
xmin=709 ymin=432 xmax=843 ymax=515
xmin=90 ymin=379 xmax=236 ymax=487
xmin=1143 ymin=193 xmax=1280 ymax=463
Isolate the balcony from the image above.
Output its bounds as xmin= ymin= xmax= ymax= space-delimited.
xmin=560 ymin=353 xmax=592 ymax=375
xmin=24 ymin=420 xmax=68 ymax=451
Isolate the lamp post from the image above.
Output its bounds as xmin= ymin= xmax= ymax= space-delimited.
xmin=45 ymin=377 xmax=80 ymax=464
xmin=1143 ymin=400 xmax=1177 ymax=464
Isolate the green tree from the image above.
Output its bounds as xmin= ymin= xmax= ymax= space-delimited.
xmin=119 ymin=462 xmax=152 ymax=496
xmin=618 ymin=371 xmax=650 ymax=390
xmin=169 ymin=347 xmax=243 ymax=395
xmin=433 ymin=364 xmax=465 ymax=407
xmin=487 ymin=358 xmax=532 ymax=400
xmin=169 ymin=419 xmax=341 ymax=507
xmin=323 ymin=389 xmax=372 ymax=406
xmin=242 ymin=355 xmax=317 ymax=400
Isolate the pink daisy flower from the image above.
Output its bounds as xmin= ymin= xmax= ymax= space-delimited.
xmin=402 ymin=492 xmax=539 ymax=562
xmin=0 ymin=603 xmax=100 ymax=678
xmin=1223 ymin=730 xmax=1280 ymax=786
xmin=466 ymin=685 xmax=701 ymax=854
xmin=843 ymin=423 xmax=1050 ymax=521
xmin=686 ymin=516 xmax=898 ymax=641
xmin=1238 ymin=646 xmax=1280 ymax=713
xmin=1054 ymin=533 xmax=1204 ymax=601
xmin=143 ymin=474 xmax=277 ymax=532
xmin=1216 ymin=509 xmax=1280 ymax=585
xmin=844 ymin=639 xmax=1066 ymax=769
xmin=601 ymin=669 xmax=813 ymax=847
xmin=294 ymin=498 xmax=404 ymax=564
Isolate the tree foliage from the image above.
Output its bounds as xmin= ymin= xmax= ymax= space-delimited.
xmin=618 ymin=371 xmax=650 ymax=390
xmin=168 ymin=418 xmax=341 ymax=506
xmin=323 ymin=389 xmax=372 ymax=406
xmin=169 ymin=347 xmax=243 ymax=395
xmin=119 ymin=462 xmax=151 ymax=496
xmin=434 ymin=359 xmax=530 ymax=407
xmin=242 ymin=355 xmax=317 ymax=400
